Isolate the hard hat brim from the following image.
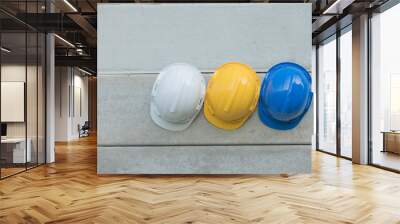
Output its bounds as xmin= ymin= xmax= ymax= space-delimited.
xmin=204 ymin=101 xmax=250 ymax=130
xmin=150 ymin=102 xmax=197 ymax=131
xmin=257 ymin=93 xmax=313 ymax=130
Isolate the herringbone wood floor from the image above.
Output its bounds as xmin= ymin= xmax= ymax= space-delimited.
xmin=1 ymin=135 xmax=400 ymax=224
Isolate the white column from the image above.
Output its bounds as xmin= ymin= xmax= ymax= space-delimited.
xmin=352 ymin=14 xmax=369 ymax=164
xmin=46 ymin=1 xmax=55 ymax=163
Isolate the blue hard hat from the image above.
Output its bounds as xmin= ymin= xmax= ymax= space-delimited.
xmin=258 ymin=62 xmax=313 ymax=130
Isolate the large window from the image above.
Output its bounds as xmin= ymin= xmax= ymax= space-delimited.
xmin=370 ymin=3 xmax=400 ymax=171
xmin=316 ymin=27 xmax=353 ymax=159
xmin=340 ymin=28 xmax=352 ymax=158
xmin=317 ymin=36 xmax=337 ymax=154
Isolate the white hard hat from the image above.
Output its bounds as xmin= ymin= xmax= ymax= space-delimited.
xmin=150 ymin=63 xmax=206 ymax=131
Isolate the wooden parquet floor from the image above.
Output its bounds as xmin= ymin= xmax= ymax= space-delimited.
xmin=1 ymin=135 xmax=400 ymax=224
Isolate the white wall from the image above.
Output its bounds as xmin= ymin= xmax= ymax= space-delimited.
xmin=55 ymin=67 xmax=69 ymax=141
xmin=55 ymin=67 xmax=89 ymax=141
xmin=71 ymin=73 xmax=89 ymax=138
xmin=1 ymin=65 xmax=27 ymax=141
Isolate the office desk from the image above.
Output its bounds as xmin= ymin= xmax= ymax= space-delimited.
xmin=382 ymin=131 xmax=400 ymax=154
xmin=1 ymin=138 xmax=31 ymax=163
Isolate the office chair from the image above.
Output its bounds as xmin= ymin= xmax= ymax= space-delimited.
xmin=79 ymin=121 xmax=90 ymax=138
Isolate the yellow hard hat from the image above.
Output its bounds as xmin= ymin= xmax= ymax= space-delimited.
xmin=204 ymin=62 xmax=260 ymax=130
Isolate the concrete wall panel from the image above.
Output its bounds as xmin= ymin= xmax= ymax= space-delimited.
xmin=98 ymin=74 xmax=314 ymax=146
xmin=98 ymin=3 xmax=312 ymax=73
xmin=98 ymin=145 xmax=311 ymax=174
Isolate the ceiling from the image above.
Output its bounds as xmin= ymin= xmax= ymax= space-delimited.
xmin=0 ymin=0 xmax=391 ymax=74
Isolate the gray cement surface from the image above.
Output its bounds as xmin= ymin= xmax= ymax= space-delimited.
xmin=98 ymin=145 xmax=311 ymax=174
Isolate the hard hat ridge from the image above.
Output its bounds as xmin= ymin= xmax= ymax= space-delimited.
xmin=204 ymin=62 xmax=260 ymax=130
xmin=150 ymin=63 xmax=206 ymax=131
xmin=258 ymin=62 xmax=313 ymax=130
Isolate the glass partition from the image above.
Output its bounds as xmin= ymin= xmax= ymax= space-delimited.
xmin=27 ymin=31 xmax=38 ymax=169
xmin=38 ymin=32 xmax=45 ymax=165
xmin=0 ymin=31 xmax=28 ymax=177
xmin=0 ymin=1 xmax=46 ymax=179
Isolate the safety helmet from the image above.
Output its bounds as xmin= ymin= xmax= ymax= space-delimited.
xmin=150 ymin=63 xmax=206 ymax=131
xmin=204 ymin=62 xmax=260 ymax=130
xmin=258 ymin=62 xmax=313 ymax=130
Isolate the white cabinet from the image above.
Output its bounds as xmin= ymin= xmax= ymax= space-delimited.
xmin=1 ymin=138 xmax=32 ymax=163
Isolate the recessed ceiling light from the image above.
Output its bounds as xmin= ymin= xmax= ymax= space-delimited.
xmin=323 ymin=0 xmax=353 ymax=15
xmin=78 ymin=67 xmax=93 ymax=76
xmin=54 ymin=34 xmax=75 ymax=48
xmin=63 ymin=0 xmax=78 ymax=12
xmin=1 ymin=47 xmax=11 ymax=53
